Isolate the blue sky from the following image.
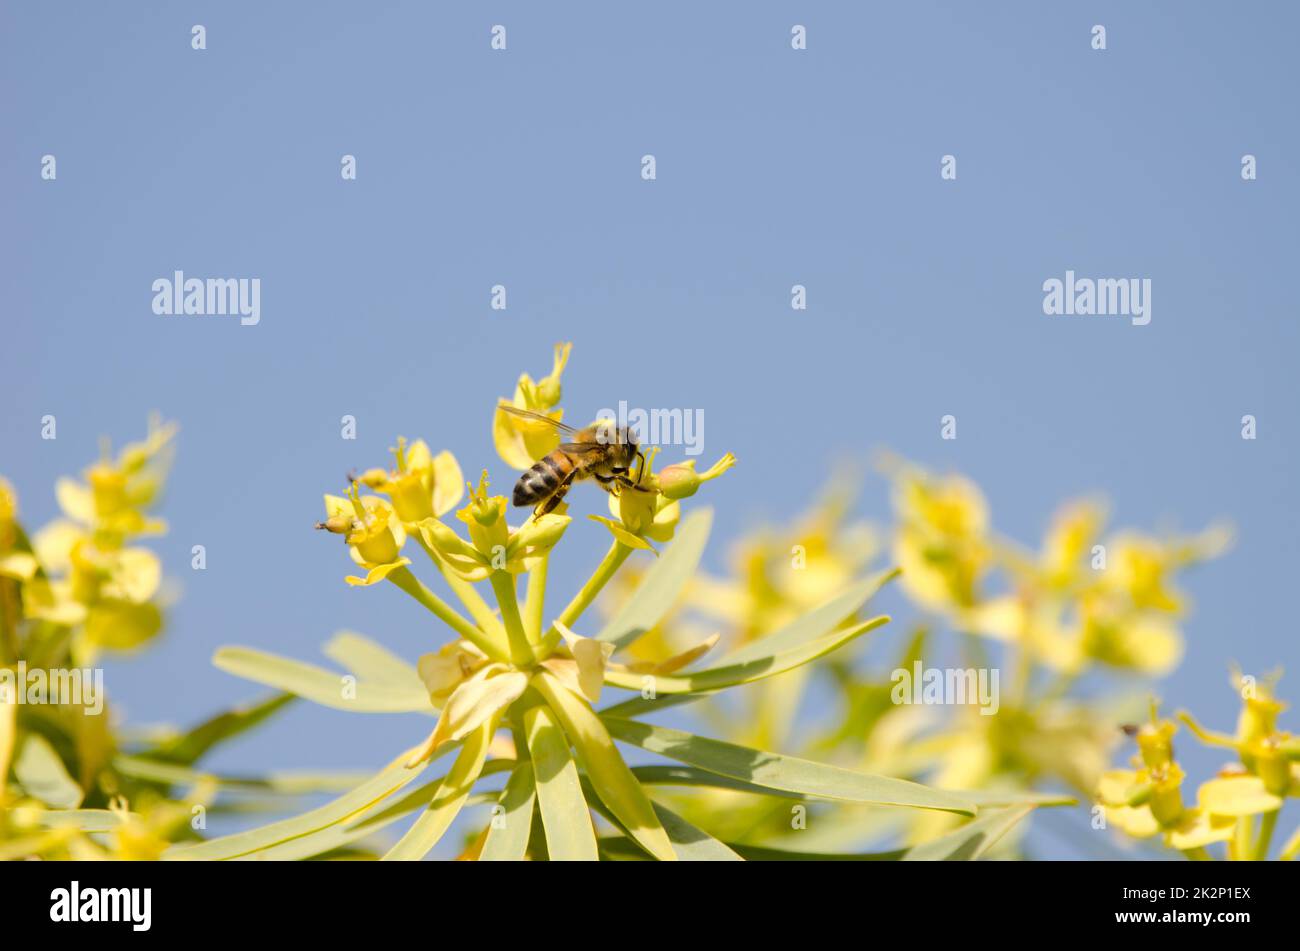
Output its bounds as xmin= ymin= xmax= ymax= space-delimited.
xmin=2 ymin=2 xmax=1297 ymax=858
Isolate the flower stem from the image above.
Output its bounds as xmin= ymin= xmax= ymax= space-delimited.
xmin=489 ymin=570 xmax=534 ymax=666
xmin=1230 ymin=815 xmax=1253 ymax=861
xmin=1253 ymin=809 xmax=1279 ymax=861
xmin=1181 ymin=847 xmax=1212 ymax=861
xmin=523 ymin=552 xmax=548 ymax=643
xmin=387 ymin=565 xmax=508 ymax=662
xmin=416 ymin=534 xmax=507 ymax=642
xmin=540 ymin=540 xmax=633 ymax=654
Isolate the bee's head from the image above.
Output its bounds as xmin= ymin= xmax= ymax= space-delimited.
xmin=595 ymin=422 xmax=639 ymax=469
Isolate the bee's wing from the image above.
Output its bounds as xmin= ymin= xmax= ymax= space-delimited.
xmin=558 ymin=441 xmax=606 ymax=458
xmin=497 ymin=403 xmax=577 ymax=435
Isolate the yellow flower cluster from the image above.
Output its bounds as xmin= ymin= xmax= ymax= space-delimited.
xmin=9 ymin=416 xmax=176 ymax=662
xmin=1099 ymin=679 xmax=1300 ymax=860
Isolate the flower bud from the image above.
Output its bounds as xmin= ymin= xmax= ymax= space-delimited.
xmin=658 ymin=453 xmax=736 ymax=501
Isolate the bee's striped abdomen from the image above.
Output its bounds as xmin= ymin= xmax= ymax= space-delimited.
xmin=513 ymin=453 xmax=573 ymax=506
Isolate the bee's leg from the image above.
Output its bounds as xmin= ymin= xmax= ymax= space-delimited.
xmin=634 ymin=451 xmax=647 ymax=486
xmin=615 ymin=473 xmax=653 ymax=494
xmin=593 ymin=472 xmax=619 ymax=497
xmin=536 ymin=471 xmax=577 ymax=517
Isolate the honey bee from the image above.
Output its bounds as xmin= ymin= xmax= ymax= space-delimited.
xmin=498 ymin=404 xmax=651 ymax=516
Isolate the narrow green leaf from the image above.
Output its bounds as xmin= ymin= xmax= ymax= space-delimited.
xmin=524 ymin=704 xmax=597 ymax=861
xmin=603 ymin=615 xmax=888 ymax=694
xmin=480 ymin=762 xmax=537 ymax=861
xmin=164 ymin=755 xmax=431 ymax=860
xmin=650 ymin=801 xmax=743 ymax=861
xmin=323 ymin=631 xmax=422 ymax=685
xmin=115 ymin=754 xmax=370 ymax=794
xmin=717 ymin=569 xmax=898 ymax=666
xmin=144 ymin=693 xmax=295 ymax=766
xmin=37 ymin=808 xmax=138 ymax=831
xmin=596 ymin=508 xmax=712 ymax=649
xmin=902 ymin=805 xmax=1035 ymax=860
xmin=726 ymin=843 xmax=905 ymax=861
xmin=632 ymin=764 xmax=805 ymax=800
xmin=955 ymin=790 xmax=1077 ymax=808
xmin=213 ymin=646 xmax=432 ymax=714
xmin=13 ymin=734 xmax=82 ymax=809
xmin=382 ymin=720 xmax=493 ymax=861
xmin=535 ymin=674 xmax=676 ymax=860
xmin=581 ymin=779 xmax=741 ymax=861
xmin=603 ymin=718 xmax=975 ymax=816
xmin=599 ymin=691 xmax=703 ymax=720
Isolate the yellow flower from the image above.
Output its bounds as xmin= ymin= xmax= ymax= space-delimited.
xmin=493 ymin=343 xmax=572 ymax=469
xmin=319 ymin=484 xmax=411 ymax=586
xmin=54 ymin=417 xmax=176 ymax=545
xmin=420 ymin=472 xmax=569 ymax=580
xmin=890 ymin=466 xmax=991 ymax=614
xmin=0 ymin=479 xmax=38 ymax=582
xmin=22 ymin=526 xmax=165 ymax=657
xmin=357 ymin=437 xmax=463 ymax=524
xmin=1040 ymin=500 xmax=1106 ymax=589
xmin=590 ymin=452 xmax=676 ymax=549
xmin=1106 ymin=534 xmax=1184 ymax=614
xmin=1180 ymin=672 xmax=1298 ymax=797
xmin=1098 ymin=711 xmax=1204 ymax=843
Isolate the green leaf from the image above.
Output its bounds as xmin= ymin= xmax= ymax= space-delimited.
xmin=716 ymin=569 xmax=898 ymax=667
xmin=603 ymin=718 xmax=974 ymax=816
xmin=599 ymin=691 xmax=703 ymax=720
xmin=902 ymin=806 xmax=1035 ymax=861
xmin=535 ymin=674 xmax=676 ymax=860
xmin=382 ymin=720 xmax=494 ymax=861
xmin=524 ymin=703 xmax=598 ymax=861
xmin=650 ymin=801 xmax=742 ymax=861
xmin=37 ymin=808 xmax=138 ymax=832
xmin=323 ymin=631 xmax=422 ymax=686
xmin=143 ymin=693 xmax=295 ymax=766
xmin=595 ymin=508 xmax=712 ymax=649
xmin=954 ymin=789 xmax=1077 ymax=808
xmin=13 ymin=734 xmax=82 ymax=809
xmin=632 ymin=764 xmax=805 ymax=800
xmin=726 ymin=843 xmax=905 ymax=861
xmin=114 ymin=754 xmax=371 ymax=794
xmin=603 ymin=615 xmax=888 ymax=695
xmin=164 ymin=755 xmax=432 ymax=860
xmin=213 ymin=646 xmax=432 ymax=714
xmin=480 ymin=762 xmax=537 ymax=861
xmin=583 ymin=780 xmax=742 ymax=861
